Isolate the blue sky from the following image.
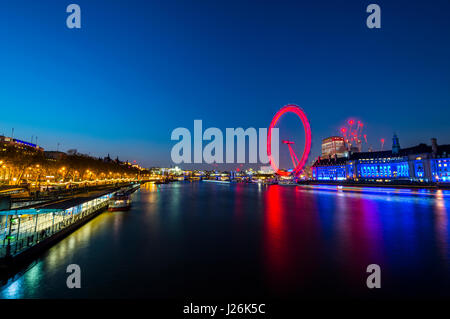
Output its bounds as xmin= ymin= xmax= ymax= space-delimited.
xmin=0 ymin=0 xmax=449 ymax=169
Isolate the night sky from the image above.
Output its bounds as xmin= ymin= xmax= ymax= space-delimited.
xmin=0 ymin=0 xmax=449 ymax=169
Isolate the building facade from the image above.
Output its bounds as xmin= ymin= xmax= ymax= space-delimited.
xmin=321 ymin=136 xmax=346 ymax=158
xmin=312 ymin=137 xmax=450 ymax=184
xmin=0 ymin=135 xmax=43 ymax=153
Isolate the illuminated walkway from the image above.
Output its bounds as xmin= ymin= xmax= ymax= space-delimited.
xmin=0 ymin=190 xmax=115 ymax=259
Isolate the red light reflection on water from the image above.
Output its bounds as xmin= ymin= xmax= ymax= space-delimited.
xmin=261 ymin=184 xmax=449 ymax=296
xmin=262 ymin=185 xmax=322 ymax=292
xmin=233 ymin=183 xmax=244 ymax=220
xmin=263 ymin=186 xmax=289 ymax=289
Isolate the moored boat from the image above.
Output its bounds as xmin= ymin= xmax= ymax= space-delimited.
xmin=108 ymin=192 xmax=132 ymax=211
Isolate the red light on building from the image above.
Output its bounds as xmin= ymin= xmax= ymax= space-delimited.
xmin=321 ymin=136 xmax=346 ymax=159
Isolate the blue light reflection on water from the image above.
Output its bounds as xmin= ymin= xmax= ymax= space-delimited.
xmin=1 ymin=182 xmax=449 ymax=299
xmin=301 ymin=185 xmax=450 ymax=295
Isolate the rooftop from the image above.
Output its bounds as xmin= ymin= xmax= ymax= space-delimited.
xmin=313 ymin=141 xmax=450 ymax=167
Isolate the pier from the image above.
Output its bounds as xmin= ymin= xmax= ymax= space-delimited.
xmin=0 ymin=183 xmax=140 ymax=280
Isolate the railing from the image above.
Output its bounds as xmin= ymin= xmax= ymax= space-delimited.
xmin=0 ymin=193 xmax=112 ymax=259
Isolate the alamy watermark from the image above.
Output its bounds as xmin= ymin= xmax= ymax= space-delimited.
xmin=171 ymin=120 xmax=279 ymax=165
xmin=66 ymin=264 xmax=81 ymax=288
xmin=64 ymin=4 xmax=379 ymax=30
xmin=66 ymin=4 xmax=81 ymax=29
xmin=366 ymin=264 xmax=381 ymax=289
xmin=64 ymin=3 xmax=379 ymax=30
xmin=366 ymin=4 xmax=381 ymax=29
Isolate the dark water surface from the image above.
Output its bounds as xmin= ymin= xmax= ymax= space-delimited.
xmin=1 ymin=182 xmax=449 ymax=299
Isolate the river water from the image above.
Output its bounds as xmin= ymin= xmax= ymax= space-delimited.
xmin=1 ymin=182 xmax=449 ymax=299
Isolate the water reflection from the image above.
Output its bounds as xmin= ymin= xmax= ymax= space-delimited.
xmin=263 ymin=185 xmax=287 ymax=290
xmin=435 ymin=190 xmax=449 ymax=266
xmin=333 ymin=192 xmax=385 ymax=287
xmin=1 ymin=277 xmax=23 ymax=299
xmin=263 ymin=186 xmax=323 ymax=293
xmin=1 ymin=183 xmax=449 ymax=299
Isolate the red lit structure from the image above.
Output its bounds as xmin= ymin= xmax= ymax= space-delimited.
xmin=282 ymin=140 xmax=300 ymax=169
xmin=267 ymin=105 xmax=311 ymax=177
xmin=340 ymin=118 xmax=365 ymax=152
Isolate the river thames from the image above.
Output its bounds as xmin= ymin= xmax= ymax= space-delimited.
xmin=1 ymin=182 xmax=449 ymax=299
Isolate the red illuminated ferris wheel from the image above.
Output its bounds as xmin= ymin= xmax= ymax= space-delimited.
xmin=267 ymin=104 xmax=312 ymax=177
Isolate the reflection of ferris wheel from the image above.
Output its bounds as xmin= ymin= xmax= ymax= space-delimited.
xmin=267 ymin=104 xmax=312 ymax=177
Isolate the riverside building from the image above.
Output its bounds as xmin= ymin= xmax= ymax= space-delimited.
xmin=312 ymin=136 xmax=450 ymax=184
xmin=321 ymin=136 xmax=347 ymax=158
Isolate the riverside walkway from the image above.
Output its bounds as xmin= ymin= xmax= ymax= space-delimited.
xmin=0 ymin=186 xmax=135 ymax=261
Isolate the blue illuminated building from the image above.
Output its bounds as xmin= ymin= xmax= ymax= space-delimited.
xmin=312 ymin=136 xmax=450 ymax=184
xmin=0 ymin=135 xmax=43 ymax=152
xmin=314 ymin=161 xmax=346 ymax=181
xmin=13 ymin=139 xmax=38 ymax=148
xmin=430 ymin=158 xmax=450 ymax=182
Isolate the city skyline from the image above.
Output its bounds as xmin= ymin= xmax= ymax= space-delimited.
xmin=1 ymin=0 xmax=450 ymax=308
xmin=1 ymin=0 xmax=449 ymax=168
